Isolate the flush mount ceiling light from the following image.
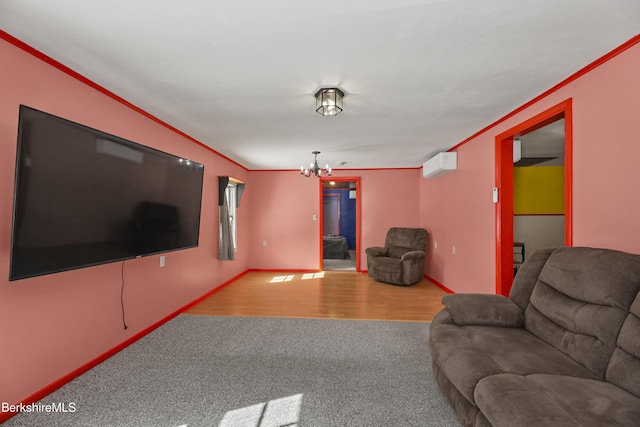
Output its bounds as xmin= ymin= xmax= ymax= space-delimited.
xmin=314 ymin=88 xmax=344 ymax=116
xmin=300 ymin=151 xmax=331 ymax=178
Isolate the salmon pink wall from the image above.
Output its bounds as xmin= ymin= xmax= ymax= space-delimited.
xmin=421 ymin=37 xmax=640 ymax=293
xmin=420 ymin=139 xmax=495 ymax=292
xmin=248 ymin=168 xmax=421 ymax=271
xmin=0 ymin=38 xmax=249 ymax=408
xmin=354 ymin=169 xmax=421 ymax=268
xmin=246 ymin=170 xmax=319 ymax=270
xmin=569 ymin=42 xmax=640 ymax=250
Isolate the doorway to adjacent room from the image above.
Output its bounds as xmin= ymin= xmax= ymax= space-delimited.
xmin=319 ymin=177 xmax=361 ymax=271
xmin=495 ymin=99 xmax=573 ymax=296
xmin=513 ymin=118 xmax=566 ymax=275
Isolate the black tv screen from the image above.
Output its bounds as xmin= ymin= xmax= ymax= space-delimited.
xmin=9 ymin=105 xmax=205 ymax=281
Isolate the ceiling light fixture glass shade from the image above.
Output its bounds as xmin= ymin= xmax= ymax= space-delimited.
xmin=300 ymin=151 xmax=331 ymax=177
xmin=315 ymin=88 xmax=344 ymax=116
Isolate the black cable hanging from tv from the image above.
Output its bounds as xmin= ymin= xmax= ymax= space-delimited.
xmin=121 ymin=261 xmax=128 ymax=330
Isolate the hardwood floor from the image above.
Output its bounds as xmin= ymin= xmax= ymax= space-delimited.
xmin=185 ymin=270 xmax=447 ymax=322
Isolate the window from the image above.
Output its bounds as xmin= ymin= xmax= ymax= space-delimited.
xmin=218 ymin=176 xmax=244 ymax=261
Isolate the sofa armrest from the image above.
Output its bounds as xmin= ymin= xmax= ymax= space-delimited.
xmin=365 ymin=246 xmax=388 ymax=257
xmin=441 ymin=294 xmax=524 ymax=327
xmin=431 ymin=309 xmax=454 ymax=327
xmin=400 ymin=250 xmax=425 ymax=261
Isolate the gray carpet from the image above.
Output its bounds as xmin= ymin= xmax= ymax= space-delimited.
xmin=5 ymin=316 xmax=459 ymax=427
xmin=323 ymin=250 xmax=356 ymax=271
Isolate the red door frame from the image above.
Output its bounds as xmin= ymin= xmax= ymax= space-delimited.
xmin=319 ymin=177 xmax=362 ymax=272
xmin=495 ymin=99 xmax=573 ymax=295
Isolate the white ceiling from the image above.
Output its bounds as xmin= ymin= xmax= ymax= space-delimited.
xmin=1 ymin=1 xmax=639 ymax=170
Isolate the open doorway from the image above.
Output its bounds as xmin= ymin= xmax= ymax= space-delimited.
xmin=495 ymin=99 xmax=573 ymax=295
xmin=319 ymin=177 xmax=361 ymax=271
xmin=513 ymin=119 xmax=566 ymax=274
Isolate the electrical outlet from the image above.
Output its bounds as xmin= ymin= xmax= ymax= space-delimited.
xmin=263 ymin=240 xmax=267 ymax=247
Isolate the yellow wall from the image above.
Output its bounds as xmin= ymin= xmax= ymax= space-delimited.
xmin=514 ymin=166 xmax=564 ymax=215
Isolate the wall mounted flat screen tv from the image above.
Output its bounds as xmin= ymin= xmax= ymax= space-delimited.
xmin=9 ymin=105 xmax=205 ymax=281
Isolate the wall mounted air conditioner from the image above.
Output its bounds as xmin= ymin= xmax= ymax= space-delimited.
xmin=422 ymin=152 xmax=457 ymax=178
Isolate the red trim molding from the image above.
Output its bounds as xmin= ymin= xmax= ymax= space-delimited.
xmin=0 ymin=30 xmax=248 ymax=171
xmin=425 ymin=275 xmax=455 ymax=294
xmin=246 ymin=268 xmax=321 ymax=273
xmin=258 ymin=167 xmax=421 ymax=173
xmin=0 ymin=270 xmax=247 ymax=424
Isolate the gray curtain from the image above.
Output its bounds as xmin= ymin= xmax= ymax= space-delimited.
xmin=219 ymin=192 xmax=234 ymax=260
xmin=218 ymin=176 xmax=235 ymax=261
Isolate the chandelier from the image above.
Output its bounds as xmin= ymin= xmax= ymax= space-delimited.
xmin=314 ymin=88 xmax=344 ymax=116
xmin=300 ymin=151 xmax=331 ymax=177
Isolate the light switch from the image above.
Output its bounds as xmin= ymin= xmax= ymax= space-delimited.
xmin=160 ymin=255 xmax=165 ymax=267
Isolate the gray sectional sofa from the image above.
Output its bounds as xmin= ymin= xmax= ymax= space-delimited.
xmin=429 ymin=246 xmax=640 ymax=426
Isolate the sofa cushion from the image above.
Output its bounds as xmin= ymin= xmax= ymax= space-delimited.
xmin=432 ymin=360 xmax=492 ymax=427
xmin=475 ymin=373 xmax=640 ymax=427
xmin=442 ymin=294 xmax=523 ymax=327
xmin=428 ymin=324 xmax=597 ymax=404
xmin=365 ymin=246 xmax=388 ymax=257
xmin=606 ymin=293 xmax=640 ymax=397
xmin=384 ymin=227 xmax=428 ymax=251
xmin=370 ymin=256 xmax=403 ymax=284
xmin=523 ymin=247 xmax=640 ymax=378
xmin=387 ymin=246 xmax=414 ymax=259
xmin=509 ymin=247 xmax=555 ymax=311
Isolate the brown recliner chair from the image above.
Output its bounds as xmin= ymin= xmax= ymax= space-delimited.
xmin=366 ymin=227 xmax=428 ymax=286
